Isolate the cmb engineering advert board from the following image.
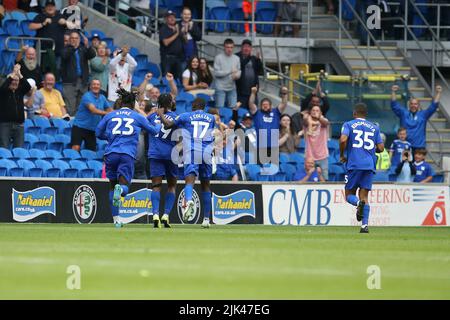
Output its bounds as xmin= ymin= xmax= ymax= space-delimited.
xmin=0 ymin=178 xmax=262 ymax=225
xmin=0 ymin=178 xmax=448 ymax=227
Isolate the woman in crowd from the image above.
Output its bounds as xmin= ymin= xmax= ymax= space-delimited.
xmin=198 ymin=58 xmax=214 ymax=88
xmin=182 ymin=56 xmax=209 ymax=92
xmin=279 ymin=114 xmax=303 ymax=154
xmin=90 ymin=42 xmax=110 ymax=96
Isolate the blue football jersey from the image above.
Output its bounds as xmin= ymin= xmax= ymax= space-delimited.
xmin=173 ymin=110 xmax=215 ymax=163
xmin=389 ymin=139 xmax=412 ymax=167
xmin=341 ymin=118 xmax=383 ymax=172
xmin=147 ymin=111 xmax=177 ymax=160
xmin=413 ymin=161 xmax=434 ymax=183
xmin=96 ymin=108 xmax=160 ymax=159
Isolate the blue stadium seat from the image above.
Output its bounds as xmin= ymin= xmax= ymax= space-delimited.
xmin=135 ymin=54 xmax=148 ymax=68
xmin=52 ymin=159 xmax=70 ymax=171
xmin=229 ymin=0 xmax=245 ymax=33
xmin=9 ymin=11 xmax=28 ymax=23
xmin=389 ymin=173 xmax=397 ymax=182
xmin=26 ymin=12 xmax=38 ymax=20
xmin=0 ymin=159 xmax=17 ymax=176
xmin=2 ymin=19 xmax=20 ymax=36
xmin=28 ymin=148 xmax=46 ymax=161
xmin=103 ymin=37 xmax=114 ymax=49
xmin=81 ymin=149 xmax=97 ymax=161
xmin=96 ymin=149 xmax=105 ymax=160
xmin=373 ymin=171 xmax=390 ymax=182
xmin=280 ymin=163 xmax=296 ymax=181
xmin=24 ymin=133 xmax=38 ymax=149
xmin=289 ymin=152 xmax=305 ymax=169
xmin=35 ymin=159 xmax=53 ymax=172
xmin=129 ymin=47 xmax=140 ymax=57
xmin=17 ymin=159 xmax=35 ymax=176
xmin=208 ymin=6 xmax=230 ymax=33
xmin=12 ymin=147 xmax=30 ymax=159
xmin=33 ymin=117 xmax=52 ymax=130
xmin=256 ymin=2 xmax=277 ymax=34
xmin=63 ymin=149 xmax=82 ymax=160
xmin=146 ymin=62 xmax=161 ymax=79
xmin=70 ymin=160 xmax=88 ymax=170
xmin=245 ymin=164 xmax=261 ymax=181
xmin=432 ymin=174 xmax=444 ymax=183
xmin=51 ymin=118 xmax=71 ymax=134
xmin=28 ymin=167 xmax=44 ymax=177
xmin=64 ymin=168 xmax=79 ymax=178
xmin=21 ymin=20 xmax=36 ymax=37
xmin=45 ymin=150 xmax=63 ymax=160
xmin=79 ymin=168 xmax=95 ymax=178
xmin=0 ymin=147 xmax=13 ymax=159
xmin=329 ymin=164 xmax=345 ymax=175
xmin=10 ymin=167 xmax=25 ymax=177
xmin=297 ymin=139 xmax=305 ymax=153
xmin=1 ymin=51 xmax=17 ymax=74
xmin=327 ymin=139 xmax=339 ymax=152
xmin=51 ymin=134 xmax=71 ymax=151
xmin=35 ymin=159 xmax=59 ymax=177
xmin=87 ymin=160 xmax=103 ymax=178
xmin=279 ymin=152 xmax=290 ymax=163
xmin=220 ymin=108 xmax=233 ymax=123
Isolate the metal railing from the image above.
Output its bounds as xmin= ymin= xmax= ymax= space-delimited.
xmin=4 ymin=36 xmax=55 ymax=66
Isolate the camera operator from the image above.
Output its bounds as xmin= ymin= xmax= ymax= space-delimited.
xmin=395 ymin=150 xmax=416 ymax=183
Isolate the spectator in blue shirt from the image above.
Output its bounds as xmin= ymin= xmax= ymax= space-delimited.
xmin=71 ymin=79 xmax=112 ymax=151
xmin=391 ymin=85 xmax=442 ymax=150
xmin=413 ymin=149 xmax=434 ymax=183
xmin=249 ymin=85 xmax=288 ymax=165
xmin=293 ymin=158 xmax=325 ymax=183
xmin=389 ymin=127 xmax=412 ymax=168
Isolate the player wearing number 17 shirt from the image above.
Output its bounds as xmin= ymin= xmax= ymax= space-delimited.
xmin=339 ymin=103 xmax=384 ymax=234
xmin=147 ymin=94 xmax=178 ymax=229
xmin=96 ymin=89 xmax=161 ymax=228
xmin=158 ymin=97 xmax=215 ymax=228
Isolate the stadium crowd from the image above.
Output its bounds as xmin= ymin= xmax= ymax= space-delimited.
xmin=0 ymin=0 xmax=445 ymax=183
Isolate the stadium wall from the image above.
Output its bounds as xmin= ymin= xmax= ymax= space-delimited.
xmin=1 ymin=179 xmax=448 ymax=227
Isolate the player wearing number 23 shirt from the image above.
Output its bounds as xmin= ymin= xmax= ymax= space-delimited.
xmin=340 ymin=103 xmax=384 ymax=234
xmin=96 ymin=89 xmax=161 ymax=228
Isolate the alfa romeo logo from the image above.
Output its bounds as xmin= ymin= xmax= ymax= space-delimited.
xmin=73 ymin=185 xmax=97 ymax=224
xmin=177 ymin=189 xmax=201 ymax=224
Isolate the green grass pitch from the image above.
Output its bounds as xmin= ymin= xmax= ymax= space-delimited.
xmin=0 ymin=224 xmax=449 ymax=299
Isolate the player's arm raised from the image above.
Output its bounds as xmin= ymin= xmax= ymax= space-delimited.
xmin=166 ymin=73 xmax=178 ymax=98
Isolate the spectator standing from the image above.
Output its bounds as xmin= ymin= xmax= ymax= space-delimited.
xmin=108 ymin=45 xmax=137 ymax=102
xmin=138 ymin=72 xmax=178 ymax=106
xmin=71 ymin=79 xmax=111 ymax=151
xmin=214 ymin=38 xmax=241 ymax=109
xmin=301 ymin=79 xmax=330 ymax=114
xmin=90 ymin=42 xmax=110 ymax=95
xmin=389 ymin=127 xmax=412 ymax=169
xmin=274 ymin=0 xmax=302 ymax=37
xmin=15 ymin=46 xmax=42 ymax=88
xmin=413 ymin=149 xmax=434 ymax=183
xmin=236 ymin=39 xmax=263 ymax=109
xmin=182 ymin=56 xmax=201 ymax=92
xmin=179 ymin=7 xmax=201 ymax=63
xmin=303 ymin=105 xmax=330 ymax=179
xmin=29 ymin=0 xmax=67 ymax=73
xmin=232 ymin=106 xmax=257 ymax=156
xmin=395 ymin=149 xmax=416 ymax=183
xmin=249 ymin=86 xmax=288 ymax=164
xmin=242 ymin=0 xmax=257 ymax=37
xmin=279 ymin=114 xmax=302 ymax=154
xmin=35 ymin=73 xmax=69 ymax=119
xmin=0 ymin=64 xmax=31 ymax=148
xmin=24 ymin=78 xmax=38 ymax=120
xmin=159 ymin=10 xmax=184 ymax=81
xmin=90 ymin=34 xmax=102 ymax=53
xmin=294 ymin=158 xmax=326 ymax=182
xmin=61 ymin=30 xmax=96 ymax=116
xmin=198 ymin=58 xmax=214 ymax=88
xmin=391 ymin=85 xmax=442 ymax=151
xmin=61 ymin=0 xmax=88 ymax=31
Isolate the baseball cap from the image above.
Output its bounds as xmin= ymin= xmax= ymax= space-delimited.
xmin=165 ymin=10 xmax=176 ymax=18
xmin=241 ymin=39 xmax=252 ymax=46
xmin=45 ymin=0 xmax=56 ymax=6
xmin=27 ymin=78 xmax=36 ymax=89
xmin=243 ymin=112 xmax=252 ymax=119
xmin=92 ymin=33 xmax=101 ymax=40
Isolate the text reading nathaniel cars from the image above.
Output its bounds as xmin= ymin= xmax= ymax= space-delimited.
xmin=179 ymin=304 xmax=270 ymax=318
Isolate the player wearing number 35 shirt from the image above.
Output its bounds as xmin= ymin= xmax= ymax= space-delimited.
xmin=96 ymin=89 xmax=161 ymax=228
xmin=339 ymin=103 xmax=384 ymax=234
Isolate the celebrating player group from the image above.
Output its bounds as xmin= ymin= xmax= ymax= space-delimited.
xmin=96 ymin=86 xmax=384 ymax=233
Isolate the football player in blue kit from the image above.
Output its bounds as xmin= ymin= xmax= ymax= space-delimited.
xmin=96 ymin=88 xmax=161 ymax=228
xmin=158 ymin=97 xmax=215 ymax=228
xmin=340 ymin=103 xmax=385 ymax=233
xmin=147 ymin=93 xmax=179 ymax=228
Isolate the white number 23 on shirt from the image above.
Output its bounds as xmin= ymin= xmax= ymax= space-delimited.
xmin=112 ymin=118 xmax=134 ymax=135
xmin=352 ymin=129 xmax=374 ymax=150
